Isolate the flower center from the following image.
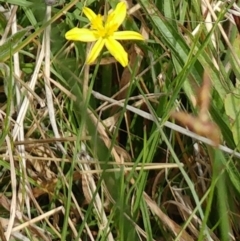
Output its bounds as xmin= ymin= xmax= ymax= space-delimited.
xmin=91 ymin=14 xmax=118 ymax=38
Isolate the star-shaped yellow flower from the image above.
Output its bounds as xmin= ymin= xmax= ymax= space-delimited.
xmin=65 ymin=2 xmax=144 ymax=67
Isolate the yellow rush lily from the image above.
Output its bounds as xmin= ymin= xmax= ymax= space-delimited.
xmin=65 ymin=2 xmax=144 ymax=67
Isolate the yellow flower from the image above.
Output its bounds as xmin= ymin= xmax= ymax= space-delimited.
xmin=65 ymin=2 xmax=144 ymax=67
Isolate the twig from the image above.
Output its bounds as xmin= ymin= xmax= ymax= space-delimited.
xmin=12 ymin=43 xmax=45 ymax=139
xmin=11 ymin=5 xmax=31 ymax=220
xmin=92 ymin=90 xmax=240 ymax=159
xmin=10 ymin=206 xmax=63 ymax=233
xmin=4 ymin=133 xmax=17 ymax=241
xmin=44 ymin=5 xmax=67 ymax=155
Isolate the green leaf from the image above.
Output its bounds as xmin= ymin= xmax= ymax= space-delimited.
xmin=224 ymin=90 xmax=240 ymax=147
xmin=0 ymin=0 xmax=32 ymax=7
xmin=0 ymin=63 xmax=10 ymax=97
xmin=0 ymin=27 xmax=32 ymax=61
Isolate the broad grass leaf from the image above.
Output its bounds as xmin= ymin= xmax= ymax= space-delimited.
xmin=224 ymin=91 xmax=240 ymax=147
xmin=0 ymin=0 xmax=32 ymax=7
xmin=0 ymin=27 xmax=32 ymax=62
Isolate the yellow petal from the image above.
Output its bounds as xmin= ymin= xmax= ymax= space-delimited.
xmin=105 ymin=37 xmax=128 ymax=67
xmin=91 ymin=14 xmax=104 ymax=31
xmin=86 ymin=38 xmax=105 ymax=64
xmin=83 ymin=7 xmax=97 ymax=22
xmin=113 ymin=31 xmax=144 ymax=40
xmin=65 ymin=28 xmax=98 ymax=42
xmin=106 ymin=2 xmax=126 ymax=30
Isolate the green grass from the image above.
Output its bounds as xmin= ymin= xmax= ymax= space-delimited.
xmin=1 ymin=0 xmax=240 ymax=240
